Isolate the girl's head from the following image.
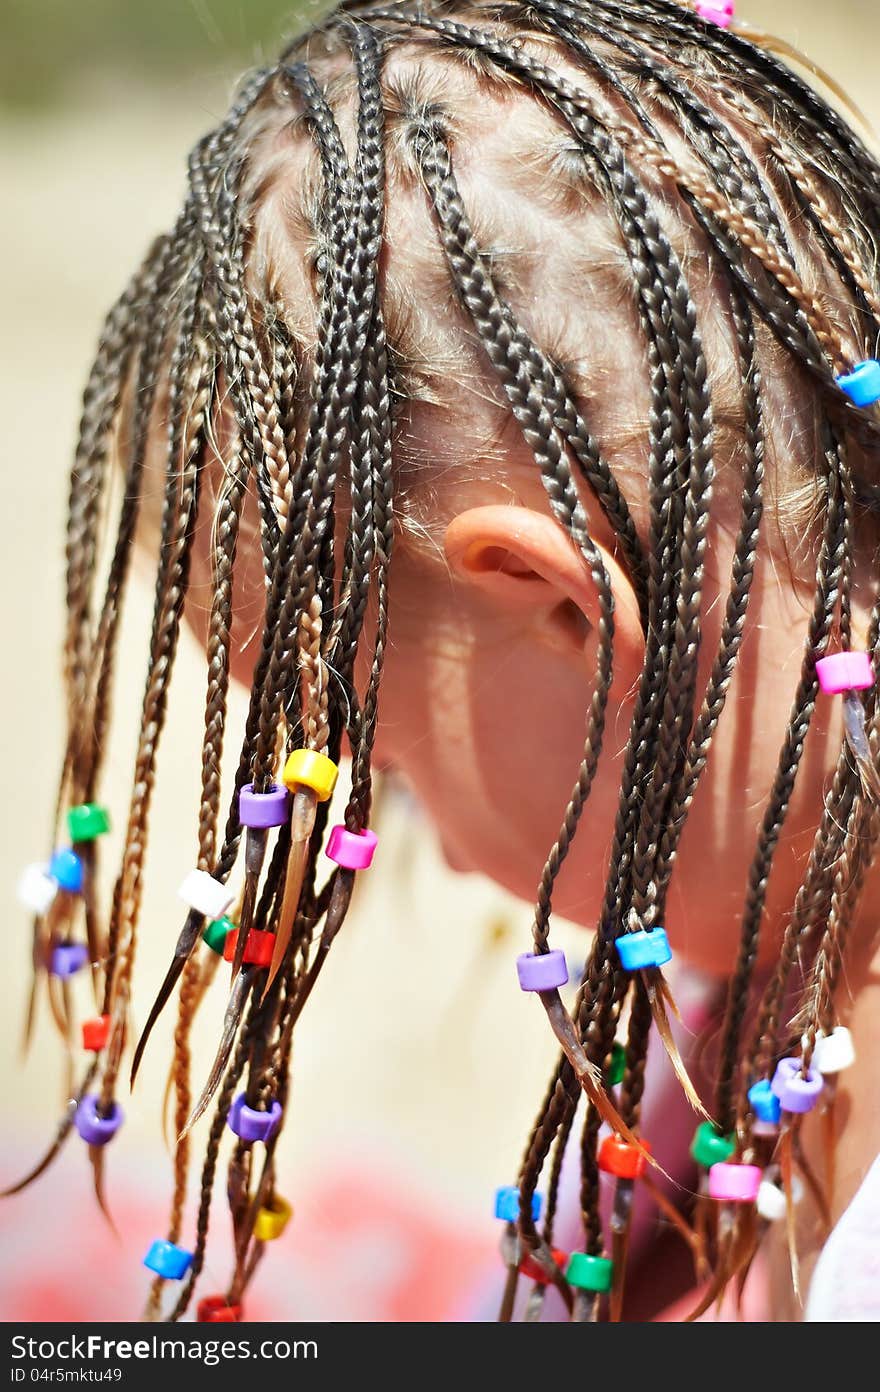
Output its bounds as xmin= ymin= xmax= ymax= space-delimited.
xmin=39 ymin=0 xmax=880 ymax=1318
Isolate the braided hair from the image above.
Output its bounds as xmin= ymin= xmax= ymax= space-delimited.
xmin=16 ymin=0 xmax=880 ymax=1320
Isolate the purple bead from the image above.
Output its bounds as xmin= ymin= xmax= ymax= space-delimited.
xmin=516 ymin=950 xmax=569 ymax=992
xmin=49 ymin=943 xmax=90 ymax=978
xmin=227 ymin=1093 xmax=283 ymax=1143
xmin=238 ymin=782 xmax=290 ymax=829
xmin=770 ymin=1057 xmax=824 ymax=1114
xmin=74 ymin=1094 xmax=124 ymax=1146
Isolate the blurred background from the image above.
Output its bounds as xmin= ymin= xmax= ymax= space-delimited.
xmin=1 ymin=0 xmax=878 ymax=1323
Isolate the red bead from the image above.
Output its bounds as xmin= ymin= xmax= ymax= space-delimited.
xmin=81 ymin=1015 xmax=111 ymax=1052
xmin=597 ymin=1135 xmax=651 ymax=1180
xmin=519 ymin=1247 xmax=568 ymax=1285
xmin=223 ymin=927 xmax=274 ymax=968
xmin=197 ymin=1296 xmax=243 ymax=1323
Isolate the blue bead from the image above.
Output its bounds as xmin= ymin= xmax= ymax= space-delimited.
xmin=49 ymin=848 xmax=84 ymax=895
xmin=494 ymin=1186 xmax=543 ymax=1223
xmin=748 ymin=1079 xmax=781 ymax=1125
xmin=615 ymin=927 xmax=672 ymax=971
xmin=837 ymin=360 xmax=880 ymax=407
xmin=143 ymin=1239 xmax=193 ymax=1281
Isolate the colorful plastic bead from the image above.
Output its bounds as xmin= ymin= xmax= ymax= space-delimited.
xmin=707 ymin=1162 xmax=762 ymax=1202
xmin=67 ymin=803 xmax=110 ymax=843
xmin=695 ymin=1 xmax=734 ymax=26
xmin=49 ymin=848 xmax=84 ymax=895
xmin=227 ymin=1093 xmax=283 ymax=1144
xmin=223 ymin=927 xmax=274 ymax=969
xmin=756 ymin=1176 xmax=804 ymax=1223
xmin=748 ymin=1079 xmax=782 ymax=1126
xmin=325 ymin=825 xmax=378 ymax=870
xmin=771 ymin=1057 xmax=824 ymax=1114
xmin=81 ymin=1015 xmax=111 ymax=1052
xmin=690 ymin=1122 xmax=736 ymax=1169
xmin=197 ymin=1296 xmax=243 ymax=1323
xmin=519 ymin=1247 xmax=568 ymax=1285
xmin=143 ymin=1240 xmax=193 ymax=1281
xmin=282 ymin=749 xmax=339 ymax=802
xmin=810 ymin=1027 xmax=855 ymax=1075
xmin=49 ymin=942 xmax=89 ymax=978
xmin=615 ymin=927 xmax=672 ymax=971
xmin=203 ymin=915 xmax=233 ymax=954
xmin=815 ymin=651 xmax=874 ymax=694
xmin=837 ymin=359 xmax=880 ymax=407
xmin=74 ymin=1095 xmax=124 ymax=1147
xmin=604 ymin=1041 xmax=626 ymax=1087
xmin=598 ymin=1135 xmax=651 ymax=1180
xmin=238 ymin=782 xmax=289 ymax=829
xmin=516 ymin=949 xmax=569 ymax=992
xmin=253 ymin=1196 xmax=293 ymax=1242
xmin=566 ymin=1252 xmax=613 ymax=1293
xmin=177 ymin=869 xmax=234 ymax=920
xmin=18 ymin=863 xmax=58 ymax=916
xmin=494 ymin=1186 xmax=543 ymax=1223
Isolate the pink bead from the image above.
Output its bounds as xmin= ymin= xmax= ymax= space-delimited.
xmin=708 ymin=1162 xmax=762 ymax=1203
xmin=815 ymin=651 xmax=874 ymax=694
xmin=695 ymin=0 xmax=734 ymax=26
xmin=325 ymin=825 xmax=378 ymax=870
xmin=697 ymin=0 xmax=734 ymax=22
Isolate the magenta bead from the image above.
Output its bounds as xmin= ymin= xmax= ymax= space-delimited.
xmin=325 ymin=825 xmax=378 ymax=870
xmin=49 ymin=943 xmax=90 ymax=978
xmin=516 ymin=950 xmax=569 ymax=992
xmin=74 ymin=1095 xmax=124 ymax=1146
xmin=707 ymin=1162 xmax=762 ymax=1202
xmin=815 ymin=651 xmax=874 ymax=694
xmin=770 ymin=1057 xmax=824 ymax=1114
xmin=238 ymin=783 xmax=289 ymax=829
xmin=695 ymin=0 xmax=734 ymax=26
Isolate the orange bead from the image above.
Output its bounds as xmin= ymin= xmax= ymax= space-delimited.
xmin=519 ymin=1247 xmax=568 ymax=1285
xmin=597 ymin=1135 xmax=651 ymax=1180
xmin=223 ymin=927 xmax=274 ymax=968
xmin=81 ymin=1015 xmax=111 ymax=1052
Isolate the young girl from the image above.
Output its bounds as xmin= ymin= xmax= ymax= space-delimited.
xmin=12 ymin=0 xmax=880 ymax=1321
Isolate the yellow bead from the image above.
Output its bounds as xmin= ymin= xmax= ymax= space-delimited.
xmin=253 ymin=1195 xmax=293 ymax=1242
xmin=282 ymin=749 xmax=339 ymax=802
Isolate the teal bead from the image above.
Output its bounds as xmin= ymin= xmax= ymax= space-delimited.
xmin=690 ymin=1121 xmax=735 ymax=1168
xmin=67 ymin=803 xmax=111 ymax=843
xmin=566 ymin=1252 xmax=613 ymax=1293
xmin=202 ymin=915 xmax=234 ymax=954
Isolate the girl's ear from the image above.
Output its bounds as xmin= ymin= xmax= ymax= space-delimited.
xmin=444 ymin=504 xmax=645 ymax=681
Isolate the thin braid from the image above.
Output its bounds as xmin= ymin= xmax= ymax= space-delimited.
xmin=716 ymin=427 xmax=848 ymax=1129
xmin=411 ymin=125 xmax=616 ymax=947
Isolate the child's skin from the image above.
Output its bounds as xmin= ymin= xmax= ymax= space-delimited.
xmin=171 ymin=39 xmax=880 ymax=1311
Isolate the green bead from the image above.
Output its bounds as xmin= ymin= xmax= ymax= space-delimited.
xmin=690 ymin=1122 xmax=735 ymax=1168
xmin=202 ymin=915 xmax=234 ymax=954
xmin=67 ymin=803 xmax=111 ymax=843
xmin=565 ymin=1253 xmax=613 ymax=1293
xmin=604 ymin=1042 xmax=626 ymax=1087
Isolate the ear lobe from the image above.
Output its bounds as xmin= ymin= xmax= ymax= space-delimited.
xmin=444 ymin=504 xmax=644 ymax=676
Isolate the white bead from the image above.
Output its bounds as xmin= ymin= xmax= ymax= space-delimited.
xmin=757 ymin=1175 xmax=804 ymax=1222
xmin=177 ymin=869 xmax=234 ymax=919
xmin=18 ymin=863 xmax=58 ymax=915
xmin=811 ymin=1027 xmax=855 ymax=1075
xmin=752 ymin=1119 xmax=780 ymax=1139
